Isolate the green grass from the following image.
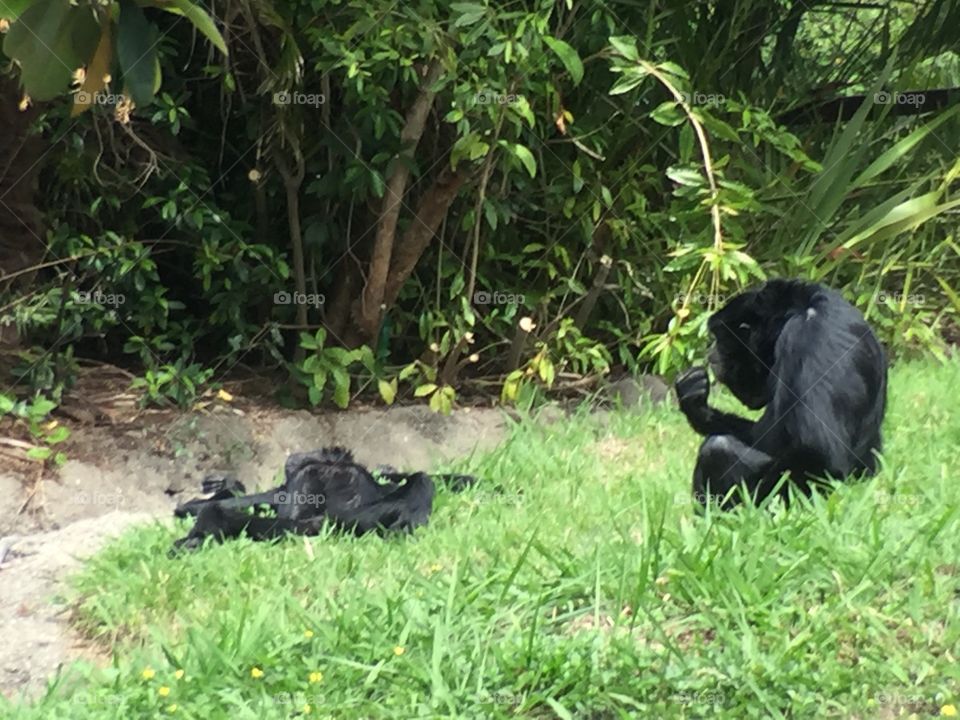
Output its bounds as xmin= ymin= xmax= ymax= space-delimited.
xmin=4 ymin=360 xmax=960 ymax=719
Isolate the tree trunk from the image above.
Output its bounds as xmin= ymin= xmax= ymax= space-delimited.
xmin=274 ymin=145 xmax=307 ymax=360
xmin=285 ymin=178 xmax=307 ymax=329
xmin=349 ymin=59 xmax=445 ymax=346
xmin=382 ymin=166 xmax=469 ymax=310
xmin=574 ymin=221 xmax=613 ymax=329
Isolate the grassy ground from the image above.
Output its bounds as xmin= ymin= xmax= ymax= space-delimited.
xmin=3 ymin=359 xmax=960 ymax=720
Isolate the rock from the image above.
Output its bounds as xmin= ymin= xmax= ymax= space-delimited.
xmin=535 ymin=403 xmax=567 ymax=425
xmin=605 ymin=374 xmax=671 ymax=408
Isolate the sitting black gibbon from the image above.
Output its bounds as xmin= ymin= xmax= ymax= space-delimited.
xmin=170 ymin=447 xmax=478 ymax=553
xmin=674 ymin=278 xmax=887 ymax=508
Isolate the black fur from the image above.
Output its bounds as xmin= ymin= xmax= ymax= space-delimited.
xmin=675 ymin=278 xmax=887 ymax=508
xmin=170 ymin=447 xmax=477 ymax=554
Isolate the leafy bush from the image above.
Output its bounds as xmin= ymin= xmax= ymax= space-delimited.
xmin=1 ymin=0 xmax=957 ymax=412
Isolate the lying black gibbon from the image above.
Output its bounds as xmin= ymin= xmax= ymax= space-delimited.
xmin=674 ymin=278 xmax=887 ymax=508
xmin=170 ymin=447 xmax=478 ymax=553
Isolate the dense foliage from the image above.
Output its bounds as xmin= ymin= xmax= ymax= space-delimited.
xmin=1 ymin=0 xmax=958 ymax=425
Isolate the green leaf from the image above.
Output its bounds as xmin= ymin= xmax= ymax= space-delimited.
xmin=437 ymin=386 xmax=455 ymax=414
xmin=450 ymin=3 xmax=484 ymax=14
xmin=936 ymin=277 xmax=960 ymax=314
xmin=27 ymin=446 xmax=52 ymax=461
xmin=3 ymin=0 xmax=101 ymax=100
xmin=414 ymin=383 xmax=438 ymax=397
xmin=600 ymin=185 xmax=613 ymax=208
xmin=511 ymin=143 xmax=537 ymax=177
xmin=118 ymin=0 xmax=159 ymax=107
xmin=451 ymin=2 xmax=485 ymax=27
xmin=609 ymin=67 xmax=648 ymax=95
xmin=844 ymin=196 xmax=960 ymax=251
xmin=666 ymin=166 xmax=705 ymax=187
xmin=324 ymin=347 xmax=354 ymax=366
xmin=853 ymin=105 xmax=960 ymax=188
xmin=29 ymin=398 xmax=57 ymax=417
xmin=650 ymin=101 xmax=684 ymax=127
xmin=356 ymin=345 xmax=375 ymax=371
xmin=545 ymin=698 xmax=574 ymax=720
xmin=483 ymin=200 xmax=498 ymax=230
xmin=538 ymin=357 xmax=555 ymax=385
xmin=656 ymin=61 xmax=689 ymax=80
xmin=699 ymin=112 xmax=740 ymax=142
xmin=369 ymin=169 xmax=386 ymax=198
xmin=429 ymin=388 xmax=453 ymax=414
xmin=451 ymin=132 xmax=490 ymax=168
xmin=608 ymin=36 xmax=639 ymax=61
xmin=543 ymin=37 xmax=583 ymax=86
xmin=312 ymin=370 xmax=328 ymax=392
xmin=378 ymin=378 xmax=397 ymax=405
xmin=796 ymin=61 xmax=894 ymax=252
xmin=46 ymin=426 xmax=71 ymax=444
xmin=679 ymin=123 xmax=694 ymax=161
xmin=332 ymin=369 xmax=350 ymax=409
xmin=398 ymin=363 xmax=419 ymax=381
xmin=159 ymin=0 xmax=228 ymax=55
xmin=511 ymin=95 xmax=535 ymax=127
xmin=0 ymin=0 xmax=31 ymax=22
